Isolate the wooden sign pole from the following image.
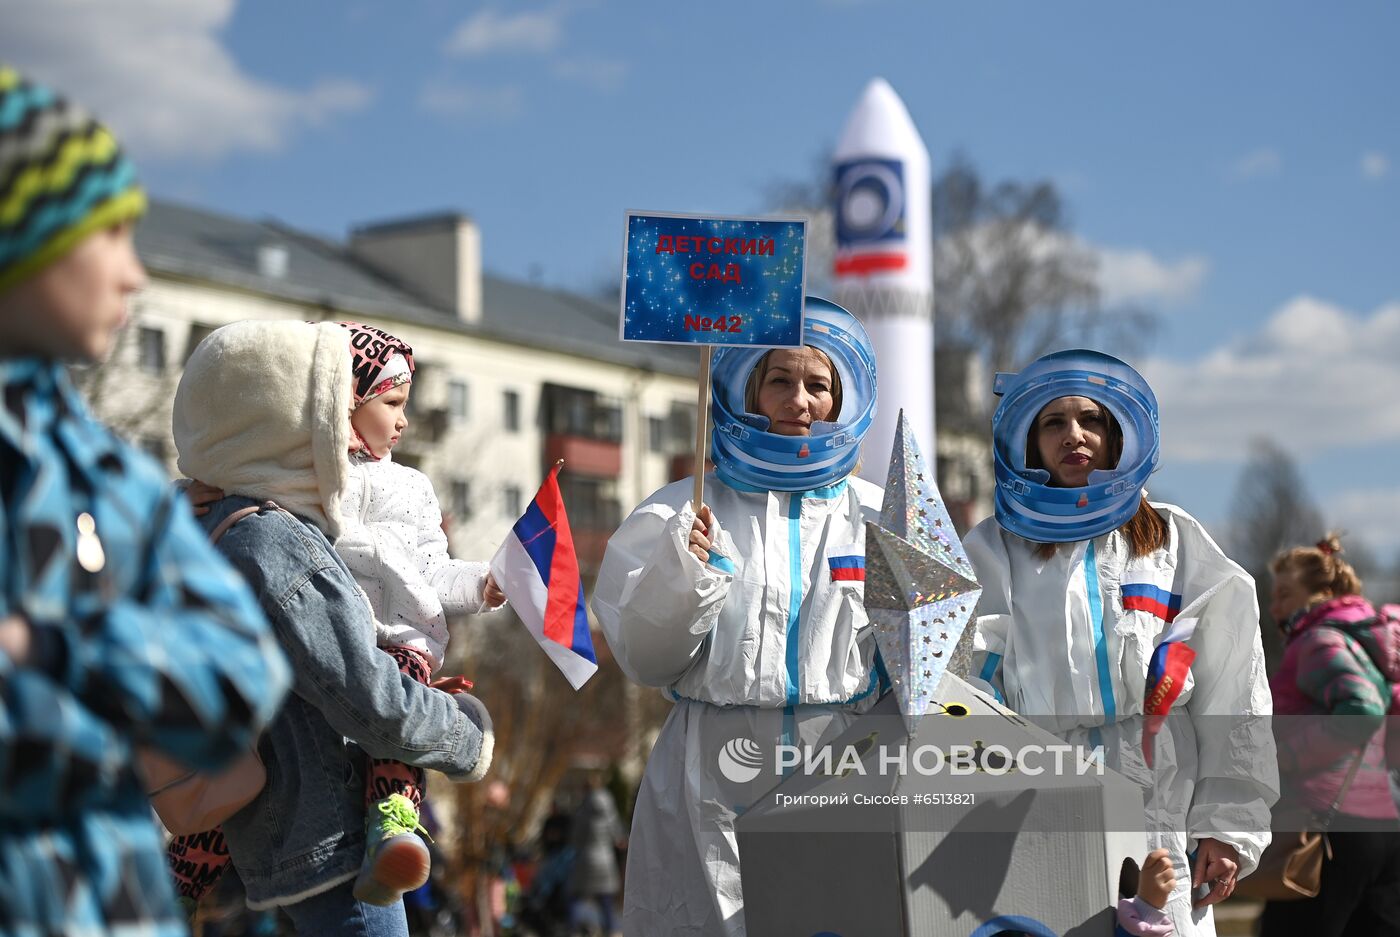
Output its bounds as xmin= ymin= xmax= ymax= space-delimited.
xmin=692 ymin=345 xmax=714 ymax=510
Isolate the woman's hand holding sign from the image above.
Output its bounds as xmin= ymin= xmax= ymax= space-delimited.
xmin=687 ymin=504 xmax=714 ymax=562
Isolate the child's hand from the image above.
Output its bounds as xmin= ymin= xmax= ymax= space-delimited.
xmin=184 ymin=479 xmax=225 ymax=517
xmin=1138 ymin=848 xmax=1176 ymax=910
xmin=483 ymin=574 xmax=506 ymax=609
xmin=687 ymin=504 xmax=714 ymax=562
xmin=430 ymin=675 xmax=475 ymax=695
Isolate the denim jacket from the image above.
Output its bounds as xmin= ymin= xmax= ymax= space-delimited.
xmin=203 ymin=495 xmax=485 ymax=908
xmin=0 ymin=360 xmax=289 ymax=937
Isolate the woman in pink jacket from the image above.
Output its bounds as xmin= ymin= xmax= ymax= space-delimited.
xmin=1259 ymin=535 xmax=1400 ymax=937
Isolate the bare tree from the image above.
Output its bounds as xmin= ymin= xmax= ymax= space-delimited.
xmin=438 ymin=613 xmax=665 ymax=934
xmin=1228 ymin=439 xmax=1397 ymax=602
xmin=766 ymin=153 xmax=1158 ymax=380
xmin=1226 ymin=438 xmax=1326 ymax=668
xmin=930 ymin=155 xmax=1157 ymax=376
xmin=1227 ymin=438 xmax=1326 ymax=578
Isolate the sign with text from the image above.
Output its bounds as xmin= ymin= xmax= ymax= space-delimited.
xmin=621 ymin=211 xmax=807 ymax=346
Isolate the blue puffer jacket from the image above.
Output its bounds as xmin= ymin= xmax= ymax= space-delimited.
xmin=0 ymin=360 xmax=291 ymax=937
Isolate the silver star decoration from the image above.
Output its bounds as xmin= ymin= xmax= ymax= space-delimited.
xmin=864 ymin=410 xmax=983 ymax=730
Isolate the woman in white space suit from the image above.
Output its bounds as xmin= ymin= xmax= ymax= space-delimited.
xmin=965 ymin=350 xmax=1278 ymax=937
xmin=592 ymin=297 xmax=884 ymax=937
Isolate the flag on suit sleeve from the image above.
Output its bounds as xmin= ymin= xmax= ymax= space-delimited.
xmin=827 ymin=545 xmax=866 ymax=582
xmin=1142 ymin=616 xmax=1197 ymax=768
xmin=490 ymin=463 xmax=598 ymax=689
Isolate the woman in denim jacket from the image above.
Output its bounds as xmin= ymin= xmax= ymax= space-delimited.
xmin=171 ymin=320 xmax=493 ymax=937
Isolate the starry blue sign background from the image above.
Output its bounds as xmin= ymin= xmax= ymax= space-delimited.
xmin=621 ymin=212 xmax=807 ymax=346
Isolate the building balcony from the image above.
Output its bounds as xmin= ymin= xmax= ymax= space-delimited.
xmin=544 ymin=433 xmax=622 ymax=478
xmin=572 ymin=527 xmax=613 ymax=573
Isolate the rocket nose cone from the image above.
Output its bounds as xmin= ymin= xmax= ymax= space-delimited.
xmin=834 ymin=77 xmax=928 ymax=160
xmin=859 ymin=77 xmax=900 ymax=110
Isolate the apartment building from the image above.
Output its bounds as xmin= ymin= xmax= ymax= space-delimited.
xmin=89 ymin=199 xmax=701 ymax=572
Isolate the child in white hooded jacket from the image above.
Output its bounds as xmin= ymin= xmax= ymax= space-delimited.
xmin=174 ymin=321 xmax=505 ymax=913
xmin=336 ymin=320 xmax=506 ymax=682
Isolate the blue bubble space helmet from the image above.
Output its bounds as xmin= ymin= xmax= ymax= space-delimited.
xmin=710 ymin=296 xmax=877 ymax=492
xmin=991 ymin=349 xmax=1159 ymax=543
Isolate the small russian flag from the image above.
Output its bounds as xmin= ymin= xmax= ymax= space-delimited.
xmin=490 ymin=463 xmax=598 ymax=689
xmin=1142 ymin=617 xmax=1197 ymax=768
xmin=828 ymin=547 xmax=866 ymax=582
xmin=1122 ymin=582 xmax=1183 ymax=623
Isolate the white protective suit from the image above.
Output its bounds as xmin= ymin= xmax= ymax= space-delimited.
xmin=966 ymin=502 xmax=1278 ymax=937
xmin=336 ymin=454 xmax=496 ymax=671
xmin=593 ymin=473 xmax=885 ymax=937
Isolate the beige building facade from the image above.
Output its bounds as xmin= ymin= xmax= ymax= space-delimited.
xmin=86 ymin=199 xmax=702 ymax=573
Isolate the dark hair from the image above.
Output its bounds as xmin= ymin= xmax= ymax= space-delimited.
xmin=743 ymin=346 xmax=842 ymax=422
xmin=1269 ymin=532 xmax=1363 ymax=598
xmin=1026 ymin=397 xmax=1166 ymax=558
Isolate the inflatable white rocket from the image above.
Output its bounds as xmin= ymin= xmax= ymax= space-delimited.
xmin=831 ymin=78 xmax=935 ymax=480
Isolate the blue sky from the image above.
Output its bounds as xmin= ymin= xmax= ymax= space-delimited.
xmin=5 ymin=1 xmax=1397 ymax=556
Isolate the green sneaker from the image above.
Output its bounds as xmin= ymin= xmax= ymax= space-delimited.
xmin=352 ymin=793 xmax=431 ymax=906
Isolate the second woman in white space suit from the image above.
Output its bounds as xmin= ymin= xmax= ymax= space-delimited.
xmin=592 ymin=298 xmax=884 ymax=937
xmin=965 ymin=350 xmax=1278 ymax=937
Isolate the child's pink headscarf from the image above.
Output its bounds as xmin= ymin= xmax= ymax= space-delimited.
xmin=338 ymin=321 xmax=415 ymax=458
xmin=339 ymin=321 xmax=415 ymax=405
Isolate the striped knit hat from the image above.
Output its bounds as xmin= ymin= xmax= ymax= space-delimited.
xmin=0 ymin=66 xmax=147 ymax=293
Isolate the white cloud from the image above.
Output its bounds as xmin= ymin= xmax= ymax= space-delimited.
xmin=1095 ymin=247 xmax=1210 ymax=306
xmin=0 ymin=0 xmax=370 ymax=161
xmin=1328 ymin=487 xmax=1400 ymax=559
xmin=1141 ymin=296 xmax=1400 ymax=463
xmin=418 ymin=83 xmax=525 ymax=120
xmin=1231 ymin=147 xmax=1282 ymax=179
xmin=553 ymin=57 xmax=628 ymax=92
xmin=445 ymin=5 xmax=570 ymax=57
xmin=1361 ymin=150 xmax=1391 ymax=180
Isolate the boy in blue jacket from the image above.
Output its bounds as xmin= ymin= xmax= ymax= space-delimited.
xmin=0 ymin=65 xmax=291 ymax=936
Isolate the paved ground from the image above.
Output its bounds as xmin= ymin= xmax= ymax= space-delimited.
xmin=1216 ymin=897 xmax=1264 ymax=935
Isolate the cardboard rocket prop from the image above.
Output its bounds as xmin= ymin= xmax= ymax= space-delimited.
xmin=737 ymin=423 xmax=1147 ymax=937
xmin=735 ymin=686 xmax=1148 ymax=937
xmin=866 ymin=410 xmax=981 ymax=730
xmin=832 ymin=78 xmax=936 ymax=481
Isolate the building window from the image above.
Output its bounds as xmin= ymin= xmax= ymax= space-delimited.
xmin=669 ymin=401 xmax=697 ymax=449
xmin=541 ymin=384 xmax=624 ymax=443
xmin=597 ymin=401 xmax=623 ymax=443
xmin=560 ymin=476 xmax=621 ymax=532
xmin=448 ymin=380 xmax=469 ymax=423
xmin=450 ymin=480 xmax=472 ymax=520
xmin=184 ymin=323 xmax=215 ymax=362
xmin=648 ymin=416 xmax=668 ymax=454
xmin=502 ymin=484 xmax=523 ymax=518
xmin=503 ymin=390 xmax=521 ymax=433
xmin=138 ymin=327 xmax=165 ymax=373
xmin=404 ymin=362 xmax=429 ymax=416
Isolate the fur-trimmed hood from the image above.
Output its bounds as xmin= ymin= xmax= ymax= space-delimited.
xmin=173 ymin=320 xmax=350 ymax=539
